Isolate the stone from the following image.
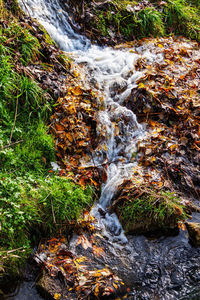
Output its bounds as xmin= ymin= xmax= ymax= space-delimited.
xmin=185 ymin=222 xmax=200 ymax=246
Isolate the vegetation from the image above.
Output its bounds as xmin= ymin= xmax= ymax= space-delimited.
xmin=81 ymin=0 xmax=200 ymax=42
xmin=0 ymin=1 xmax=93 ymax=276
xmin=118 ymin=188 xmax=187 ymax=233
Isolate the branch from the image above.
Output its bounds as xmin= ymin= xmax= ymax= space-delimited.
xmin=1 ymin=140 xmax=24 ymax=151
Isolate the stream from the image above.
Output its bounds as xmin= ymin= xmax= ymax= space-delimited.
xmin=5 ymin=0 xmax=200 ymax=299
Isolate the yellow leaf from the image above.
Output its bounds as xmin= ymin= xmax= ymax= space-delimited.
xmin=94 ymin=283 xmax=99 ymax=296
xmin=67 ymin=104 xmax=76 ymax=114
xmin=72 ymin=86 xmax=83 ymax=96
xmin=73 ymin=70 xmax=79 ymax=77
xmin=66 ymin=133 xmax=73 ymax=143
xmin=54 ymin=293 xmax=61 ymax=300
xmin=75 ymin=257 xmax=86 ymax=263
xmin=177 ymin=105 xmax=184 ymax=110
xmin=158 ymin=43 xmax=164 ymax=48
xmin=90 ymin=178 xmax=98 ymax=187
xmin=138 ymin=82 xmax=145 ymax=89
xmin=103 ymin=144 xmax=108 ymax=151
xmin=113 ymin=283 xmax=118 ymax=289
xmin=169 ymin=144 xmax=177 ymax=151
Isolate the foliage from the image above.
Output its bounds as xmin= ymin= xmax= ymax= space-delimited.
xmin=130 ymin=36 xmax=200 ymax=197
xmin=36 ymin=233 xmax=125 ymax=299
xmin=49 ymin=78 xmax=101 ymax=188
xmin=118 ymin=188 xmax=186 ymax=233
xmin=0 ymin=1 xmax=94 ymax=276
xmin=138 ymin=7 xmax=164 ymax=36
xmin=0 ymin=174 xmax=93 ymax=274
xmin=81 ymin=0 xmax=200 ymax=42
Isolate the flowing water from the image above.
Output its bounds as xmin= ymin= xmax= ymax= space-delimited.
xmin=18 ymin=0 xmax=165 ymax=243
xmin=5 ymin=0 xmax=200 ymax=299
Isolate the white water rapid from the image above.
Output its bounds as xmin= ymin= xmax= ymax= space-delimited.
xmin=19 ymin=0 xmax=163 ymax=243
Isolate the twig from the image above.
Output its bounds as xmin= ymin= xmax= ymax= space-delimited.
xmin=51 ymin=198 xmax=56 ymax=224
xmin=0 ymin=247 xmax=24 ymax=254
xmin=9 ymin=97 xmax=19 ymax=145
xmin=54 ymin=58 xmax=75 ymax=78
xmin=1 ymin=140 xmax=24 ymax=151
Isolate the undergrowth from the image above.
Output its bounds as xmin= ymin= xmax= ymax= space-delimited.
xmin=118 ymin=189 xmax=187 ymax=233
xmin=0 ymin=1 xmax=93 ymax=277
xmin=89 ymin=0 xmax=200 ymax=41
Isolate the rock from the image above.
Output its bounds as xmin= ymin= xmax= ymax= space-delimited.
xmin=36 ymin=270 xmax=70 ymax=300
xmin=185 ymin=222 xmax=200 ymax=246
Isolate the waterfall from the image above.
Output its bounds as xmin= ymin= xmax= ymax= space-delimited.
xmin=19 ymin=0 xmax=163 ymax=243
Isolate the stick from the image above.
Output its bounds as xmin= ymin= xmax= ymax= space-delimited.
xmin=51 ymin=198 xmax=56 ymax=224
xmin=1 ymin=140 xmax=24 ymax=150
xmin=55 ymin=58 xmax=75 ymax=78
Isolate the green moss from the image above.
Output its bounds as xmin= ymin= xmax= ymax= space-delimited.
xmin=0 ymin=174 xmax=93 ymax=275
xmin=0 ymin=1 xmax=94 ymax=277
xmin=164 ymin=0 xmax=200 ymax=40
xmin=96 ymin=11 xmax=109 ymax=36
xmin=38 ymin=23 xmax=56 ymax=46
xmin=83 ymin=0 xmax=200 ymax=42
xmin=118 ymin=189 xmax=186 ymax=233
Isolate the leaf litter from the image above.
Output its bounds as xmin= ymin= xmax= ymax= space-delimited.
xmin=35 ymin=212 xmax=126 ymax=299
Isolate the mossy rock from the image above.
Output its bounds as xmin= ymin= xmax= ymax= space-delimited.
xmin=115 ymin=186 xmax=187 ymax=235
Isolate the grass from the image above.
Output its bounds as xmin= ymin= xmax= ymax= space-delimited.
xmin=0 ymin=174 xmax=93 ymax=259
xmin=118 ymin=188 xmax=187 ymax=233
xmin=86 ymin=0 xmax=200 ymax=42
xmin=0 ymin=0 xmax=94 ymax=277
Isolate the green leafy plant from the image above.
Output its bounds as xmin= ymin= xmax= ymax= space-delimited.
xmin=138 ymin=7 xmax=164 ymax=36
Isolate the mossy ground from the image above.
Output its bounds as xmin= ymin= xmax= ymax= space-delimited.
xmin=0 ymin=0 xmax=93 ymax=277
xmin=73 ymin=0 xmax=200 ymax=44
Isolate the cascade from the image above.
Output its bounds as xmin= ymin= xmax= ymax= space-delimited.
xmin=18 ymin=0 xmax=164 ymax=243
xmin=6 ymin=2 xmax=200 ymax=299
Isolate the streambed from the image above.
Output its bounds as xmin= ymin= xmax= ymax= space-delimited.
xmin=4 ymin=0 xmax=200 ymax=298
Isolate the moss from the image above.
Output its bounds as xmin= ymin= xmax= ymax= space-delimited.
xmin=38 ymin=23 xmax=56 ymax=46
xmin=75 ymin=0 xmax=200 ymax=43
xmin=1 ymin=0 xmax=24 ymax=18
xmin=0 ymin=174 xmax=93 ymax=276
xmin=0 ymin=0 xmax=94 ymax=277
xmin=118 ymin=189 xmax=187 ymax=234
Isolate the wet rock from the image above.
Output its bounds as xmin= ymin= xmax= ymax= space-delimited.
xmin=36 ymin=270 xmax=71 ymax=300
xmin=186 ymin=222 xmax=200 ymax=246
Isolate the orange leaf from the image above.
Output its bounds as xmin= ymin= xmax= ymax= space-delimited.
xmin=55 ymin=124 xmax=65 ymax=131
xmin=72 ymin=86 xmax=83 ymax=96
xmin=92 ymin=245 xmax=105 ymax=257
xmin=66 ymin=133 xmax=73 ymax=143
xmin=76 ymin=235 xmax=92 ymax=250
xmin=113 ymin=283 xmax=118 ymax=289
xmin=94 ymin=283 xmax=99 ymax=296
